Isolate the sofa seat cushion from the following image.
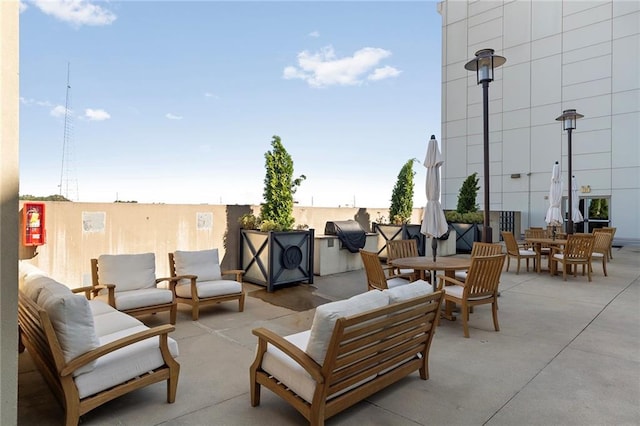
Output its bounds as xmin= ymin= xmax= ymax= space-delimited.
xmin=88 ymin=299 xmax=117 ymax=316
xmin=175 ymin=279 xmax=242 ymax=299
xmin=97 ymin=253 xmax=157 ymax=292
xmin=173 ymin=249 xmax=222 ymax=285
xmin=95 ymin=288 xmax=173 ymax=311
xmin=261 ymin=330 xmax=376 ymax=404
xmin=37 ymin=284 xmax=100 ymax=375
xmin=74 ymin=325 xmax=179 ymax=399
xmin=384 ymin=280 xmax=433 ymax=303
xmin=306 ymin=290 xmax=389 ymax=365
xmin=92 ymin=310 xmax=145 ymax=338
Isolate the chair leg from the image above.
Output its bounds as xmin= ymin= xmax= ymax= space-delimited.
xmin=602 ymin=257 xmax=608 ymax=276
xmin=516 ymin=258 xmax=521 ymax=275
xmin=492 ymin=300 xmax=500 ymax=332
xmin=170 ymin=304 xmax=177 ymax=325
xmin=239 ymin=293 xmax=246 ymax=312
xmin=461 ymin=302 xmax=470 ymax=338
xmin=562 ymin=263 xmax=568 ymax=281
xmin=191 ymin=306 xmax=199 ymax=321
xmin=250 ymin=372 xmax=261 ymax=407
xmin=505 ymin=256 xmax=511 ymax=272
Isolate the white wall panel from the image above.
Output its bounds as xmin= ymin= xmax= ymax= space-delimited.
xmin=610 ymin=189 xmax=639 ymax=237
xmin=563 ymin=55 xmax=612 ymax=86
xmin=446 ymin=0 xmax=468 ymax=24
xmin=564 ymin=1 xmax=609 ymax=16
xmin=612 ymin=35 xmax=640 ymax=92
xmin=504 ymin=1 xmax=531 ymax=48
xmin=503 ymin=42 xmax=531 ymax=66
xmin=446 ymin=80 xmax=468 ymax=121
xmin=531 ymin=34 xmax=562 ymax=60
xmin=531 ymin=103 xmax=562 ymax=126
xmin=562 ymin=40 xmax=612 ymax=64
xmin=569 ymin=128 xmax=612 ymax=155
xmin=563 ymin=78 xmax=612 ymax=102
xmin=446 ymin=20 xmax=470 ymax=64
xmin=530 ymin=123 xmax=562 ymax=172
xmin=612 ymin=89 xmax=639 ymax=115
xmin=612 ymin=112 xmax=639 ymax=168
xmin=563 ymin=3 xmax=611 ymax=31
xmin=532 ymin=1 xmax=562 ymax=40
xmin=572 ymin=152 xmax=612 ymax=171
xmin=612 ymin=168 xmax=640 ymax=190
xmin=445 ymin=118 xmax=468 ymax=139
xmin=502 ymin=128 xmax=531 ymax=174
xmin=563 ymin=20 xmax=612 ymax=51
xmin=613 ymin=11 xmax=640 ymax=39
xmin=613 ymin=0 xmax=640 ymax=17
xmin=503 ymin=62 xmax=531 ymax=110
xmin=531 ymin=55 xmax=562 ymax=107
xmin=503 ymin=109 xmax=531 ymax=130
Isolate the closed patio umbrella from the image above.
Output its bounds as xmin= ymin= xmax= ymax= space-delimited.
xmin=420 ymin=135 xmax=448 ymax=269
xmin=572 ymin=176 xmax=584 ymax=223
xmin=545 ymin=161 xmax=563 ymax=237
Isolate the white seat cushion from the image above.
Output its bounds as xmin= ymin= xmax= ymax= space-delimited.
xmin=92 ymin=310 xmax=145 ymax=338
xmin=175 ymin=279 xmax=241 ymax=298
xmin=173 ymin=249 xmax=222 ymax=285
xmin=306 ymin=290 xmax=389 ymax=365
xmin=454 ymin=271 xmax=468 ymax=281
xmin=444 ymin=285 xmax=492 ymax=301
xmin=387 ymin=277 xmax=410 ymax=289
xmin=384 ymin=280 xmax=433 ymax=303
xmin=97 ymin=253 xmax=157 ymax=292
xmin=95 ymin=288 xmax=173 ymax=311
xmin=553 ymin=253 xmax=587 ymax=262
xmin=519 ymin=249 xmax=536 ymax=256
xmin=591 ymin=252 xmax=604 ymax=259
xmin=74 ymin=325 xmax=179 ymax=399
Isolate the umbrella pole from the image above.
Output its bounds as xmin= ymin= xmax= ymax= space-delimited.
xmin=431 ymin=237 xmax=438 ymax=262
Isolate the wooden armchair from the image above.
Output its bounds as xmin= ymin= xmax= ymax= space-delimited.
xmin=437 ymin=254 xmax=506 ymax=338
xmin=360 ymin=249 xmax=411 ymax=290
xmin=168 ymin=249 xmax=245 ymax=321
xmin=549 ymin=233 xmax=596 ymax=281
xmin=502 ymin=231 xmax=537 ymax=274
xmin=590 ymin=231 xmax=612 ymax=277
xmin=386 ymin=239 xmax=419 ymax=281
xmin=594 ymin=227 xmax=616 ymax=260
xmin=91 ymin=253 xmax=177 ymax=324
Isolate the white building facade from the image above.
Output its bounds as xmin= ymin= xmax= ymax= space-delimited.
xmin=438 ymin=0 xmax=639 ymax=244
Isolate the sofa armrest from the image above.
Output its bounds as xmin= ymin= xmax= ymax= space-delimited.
xmin=60 ymin=324 xmax=176 ymax=377
xmin=251 ymin=327 xmax=323 ymax=384
xmin=222 ymin=269 xmax=244 ymax=282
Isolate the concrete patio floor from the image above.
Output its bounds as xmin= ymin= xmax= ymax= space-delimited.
xmin=18 ymin=246 xmax=640 ymax=425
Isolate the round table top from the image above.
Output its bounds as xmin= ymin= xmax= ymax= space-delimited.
xmin=524 ymin=237 xmax=568 ymax=245
xmin=390 ymin=256 xmax=471 ymax=271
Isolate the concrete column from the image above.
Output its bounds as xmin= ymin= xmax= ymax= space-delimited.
xmin=0 ymin=1 xmax=20 ymax=424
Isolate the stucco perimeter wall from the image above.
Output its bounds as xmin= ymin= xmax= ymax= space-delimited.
xmin=18 ymin=201 xmax=423 ymax=286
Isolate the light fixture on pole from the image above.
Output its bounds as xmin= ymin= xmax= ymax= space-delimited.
xmin=555 ymin=109 xmax=584 ymax=235
xmin=465 ymin=48 xmax=506 ymax=243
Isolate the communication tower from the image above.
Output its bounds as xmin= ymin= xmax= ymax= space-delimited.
xmin=59 ymin=63 xmax=79 ymax=201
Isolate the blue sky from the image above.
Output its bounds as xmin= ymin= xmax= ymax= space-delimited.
xmin=19 ymin=1 xmax=442 ymax=208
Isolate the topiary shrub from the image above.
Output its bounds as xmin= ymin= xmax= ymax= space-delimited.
xmin=260 ymin=135 xmax=306 ymax=231
xmin=389 ymin=159 xmax=416 ymax=224
xmin=456 ymin=172 xmax=479 ymax=214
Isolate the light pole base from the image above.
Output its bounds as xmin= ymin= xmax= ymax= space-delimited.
xmin=483 ymin=225 xmax=493 ymax=243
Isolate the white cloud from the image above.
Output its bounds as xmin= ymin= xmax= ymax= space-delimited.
xmin=204 ymin=92 xmax=219 ymax=99
xmin=50 ymin=105 xmax=68 ymax=117
xmin=166 ymin=113 xmax=183 ymax=120
xmin=308 ymin=30 xmax=320 ymax=38
xmin=84 ymin=108 xmax=110 ymax=121
xmin=283 ymin=45 xmax=398 ymax=88
xmin=368 ymin=65 xmax=401 ymax=81
xmin=32 ymin=0 xmax=116 ymax=26
xmin=20 ymin=97 xmax=52 ymax=107
xmin=19 ymin=1 xmax=28 ymax=13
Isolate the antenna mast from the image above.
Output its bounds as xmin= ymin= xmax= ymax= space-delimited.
xmin=59 ymin=62 xmax=79 ymax=201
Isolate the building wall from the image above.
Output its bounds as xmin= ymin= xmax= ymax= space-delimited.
xmin=1 ymin=1 xmax=19 ymax=424
xmin=18 ymin=201 xmax=424 ymax=285
xmin=439 ymin=0 xmax=639 ymax=243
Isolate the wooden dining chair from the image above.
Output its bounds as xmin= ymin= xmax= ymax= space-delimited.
xmin=359 ymin=249 xmax=411 ymax=291
xmin=549 ymin=233 xmax=596 ymax=281
xmin=386 ymin=239 xmax=419 ymax=281
xmin=525 ymin=228 xmax=551 ymax=268
xmin=502 ymin=231 xmax=537 ymax=274
xmin=589 ymin=231 xmax=612 ymax=277
xmin=455 ymin=242 xmax=502 ymax=282
xmin=594 ymin=227 xmax=616 ymax=260
xmin=437 ymin=254 xmax=506 ymax=338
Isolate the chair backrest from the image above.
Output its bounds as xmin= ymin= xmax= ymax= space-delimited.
xmin=359 ymin=249 xmax=389 ymax=290
xmin=594 ymin=227 xmax=616 ymax=239
xmin=462 ymin=254 xmax=506 ymax=298
xmin=564 ymin=234 xmax=595 ymax=259
xmin=501 ymin=231 xmax=519 ymax=255
xmin=470 ymin=242 xmax=502 ymax=257
xmin=386 ymin=239 xmax=418 ymax=264
xmin=591 ymin=231 xmax=611 ymax=256
xmin=91 ymin=253 xmax=157 ymax=292
xmin=525 ymin=228 xmax=547 ymax=239
xmin=169 ymin=249 xmax=222 ymax=284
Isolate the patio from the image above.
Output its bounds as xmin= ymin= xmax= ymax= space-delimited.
xmin=18 ymin=246 xmax=640 ymax=425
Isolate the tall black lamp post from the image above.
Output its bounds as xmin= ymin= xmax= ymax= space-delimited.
xmin=555 ymin=109 xmax=584 ymax=235
xmin=465 ymin=48 xmax=506 ymax=243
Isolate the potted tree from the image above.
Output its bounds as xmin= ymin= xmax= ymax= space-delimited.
xmin=445 ymin=172 xmax=483 ymax=253
xmin=239 ymin=135 xmax=314 ymax=292
xmin=373 ymin=159 xmax=425 ymax=256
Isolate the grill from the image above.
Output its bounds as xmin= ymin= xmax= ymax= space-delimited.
xmin=324 ymin=220 xmax=367 ymax=253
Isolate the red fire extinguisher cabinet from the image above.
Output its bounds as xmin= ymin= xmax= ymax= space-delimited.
xmin=22 ymin=202 xmax=46 ymax=246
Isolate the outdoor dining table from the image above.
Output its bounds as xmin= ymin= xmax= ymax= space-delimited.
xmin=524 ymin=237 xmax=568 ymax=273
xmin=389 ymin=256 xmax=472 ymax=290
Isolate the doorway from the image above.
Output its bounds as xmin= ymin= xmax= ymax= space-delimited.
xmin=565 ymin=196 xmax=610 ymax=233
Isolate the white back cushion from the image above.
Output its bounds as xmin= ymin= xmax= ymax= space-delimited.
xmin=306 ymin=290 xmax=390 ymax=365
xmin=384 ymin=280 xmax=434 ymax=303
xmin=38 ymin=285 xmax=100 ymax=374
xmin=173 ymin=249 xmax=222 ymax=284
xmin=98 ymin=253 xmax=156 ymax=292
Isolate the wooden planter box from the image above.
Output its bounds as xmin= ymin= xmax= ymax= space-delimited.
xmin=239 ymin=229 xmax=314 ymax=292
xmin=372 ymin=223 xmax=426 ymax=258
xmin=449 ymin=223 xmax=481 ymax=253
